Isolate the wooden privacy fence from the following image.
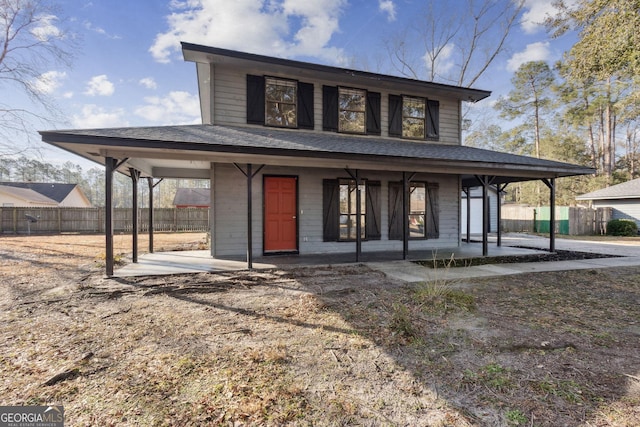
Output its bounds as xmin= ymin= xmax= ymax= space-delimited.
xmin=501 ymin=205 xmax=612 ymax=235
xmin=0 ymin=207 xmax=209 ymax=234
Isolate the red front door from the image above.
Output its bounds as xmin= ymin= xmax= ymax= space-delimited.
xmin=264 ymin=176 xmax=297 ymax=252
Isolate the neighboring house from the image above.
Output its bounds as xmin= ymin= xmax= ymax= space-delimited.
xmin=173 ymin=188 xmax=211 ymax=208
xmin=461 ymin=186 xmax=499 ymax=235
xmin=0 ymin=182 xmax=92 ymax=208
xmin=40 ymin=42 xmax=593 ymax=275
xmin=576 ymin=178 xmax=640 ymax=227
xmin=0 ymin=185 xmax=59 ymax=207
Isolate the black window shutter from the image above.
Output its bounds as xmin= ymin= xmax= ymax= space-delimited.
xmin=365 ymin=181 xmax=381 ymax=240
xmin=246 ymin=75 xmax=265 ymax=125
xmin=323 ymin=179 xmax=339 ymax=241
xmin=366 ymin=92 xmax=381 ymax=135
xmin=426 ymin=183 xmax=440 ymax=238
xmin=298 ymin=82 xmax=314 ymax=129
xmin=388 ymin=94 xmax=402 ymax=137
xmin=426 ymin=99 xmax=440 ymax=139
xmin=322 ymin=85 xmax=338 ymax=132
xmin=388 ymin=182 xmax=403 ymax=240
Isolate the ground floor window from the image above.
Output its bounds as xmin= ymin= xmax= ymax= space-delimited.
xmin=323 ymin=179 xmax=381 ymax=241
xmin=389 ymin=181 xmax=439 ymax=240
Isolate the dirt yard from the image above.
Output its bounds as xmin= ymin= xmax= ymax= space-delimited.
xmin=0 ymin=233 xmax=638 ymax=426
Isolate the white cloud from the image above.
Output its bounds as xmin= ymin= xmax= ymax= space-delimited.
xmin=31 ymin=71 xmax=67 ymax=94
xmin=84 ymin=75 xmax=115 ymax=96
xmin=30 ymin=14 xmax=62 ymax=41
xmin=520 ymin=0 xmax=579 ymax=34
xmin=83 ymin=21 xmax=121 ymax=39
xmin=378 ymin=0 xmax=396 ymax=22
xmin=134 ymin=91 xmax=200 ymax=124
xmin=71 ymin=104 xmax=128 ymax=128
xmin=506 ymin=41 xmax=550 ymax=72
xmin=424 ymin=43 xmax=456 ymax=79
xmin=149 ymin=0 xmax=347 ymax=65
xmin=139 ymin=77 xmax=158 ymax=90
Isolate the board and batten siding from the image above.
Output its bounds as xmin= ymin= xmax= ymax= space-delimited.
xmin=210 ymin=162 xmax=459 ymax=257
xmin=211 ymin=66 xmax=461 ymax=144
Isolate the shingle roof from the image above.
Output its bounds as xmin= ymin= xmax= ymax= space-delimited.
xmin=173 ymin=188 xmax=210 ymax=206
xmin=576 ymin=178 xmax=640 ymax=201
xmin=0 ymin=182 xmax=77 ymax=203
xmin=40 ymin=124 xmax=593 ymax=178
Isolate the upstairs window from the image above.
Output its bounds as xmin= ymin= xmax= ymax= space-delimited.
xmin=246 ymin=75 xmax=314 ymax=129
xmin=323 ymin=86 xmax=381 ymax=135
xmin=389 ymin=95 xmax=439 ymax=140
xmin=338 ymin=88 xmax=366 ymax=134
xmin=265 ymin=77 xmax=297 ymax=128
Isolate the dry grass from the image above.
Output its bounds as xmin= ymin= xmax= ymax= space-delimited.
xmin=0 ymin=233 xmax=639 ymax=426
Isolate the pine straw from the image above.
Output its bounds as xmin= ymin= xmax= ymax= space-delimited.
xmin=1 ymin=234 xmax=639 ymax=426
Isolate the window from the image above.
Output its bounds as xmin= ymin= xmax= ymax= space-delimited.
xmin=323 ymin=179 xmax=381 ymax=241
xmin=338 ymin=88 xmax=366 ymax=134
xmin=265 ymin=77 xmax=297 ymax=128
xmin=389 ymin=95 xmax=439 ymax=140
xmin=322 ymin=86 xmax=381 ymax=135
xmin=246 ymin=75 xmax=314 ymax=129
xmin=389 ymin=181 xmax=439 ymax=240
xmin=339 ymin=179 xmax=366 ymax=240
xmin=403 ymin=96 xmax=426 ymax=139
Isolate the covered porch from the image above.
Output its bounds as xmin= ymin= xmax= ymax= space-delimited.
xmin=40 ymin=124 xmax=595 ymax=277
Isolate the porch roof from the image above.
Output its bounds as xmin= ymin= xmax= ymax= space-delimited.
xmin=40 ymin=124 xmax=594 ymax=184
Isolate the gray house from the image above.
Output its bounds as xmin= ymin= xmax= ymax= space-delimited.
xmin=577 ymin=178 xmax=640 ymax=227
xmin=40 ymin=42 xmax=593 ymax=276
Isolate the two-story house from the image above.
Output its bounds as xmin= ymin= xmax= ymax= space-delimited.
xmin=40 ymin=42 xmax=594 ymax=276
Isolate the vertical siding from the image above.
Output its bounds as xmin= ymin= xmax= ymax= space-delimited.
xmin=212 ymin=66 xmax=461 ymax=144
xmin=212 ymin=163 xmax=461 ymax=256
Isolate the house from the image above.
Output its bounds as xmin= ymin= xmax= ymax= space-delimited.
xmin=173 ymin=188 xmax=211 ymax=208
xmin=0 ymin=182 xmax=92 ymax=207
xmin=40 ymin=42 xmax=594 ymax=276
xmin=576 ymin=178 xmax=640 ymax=228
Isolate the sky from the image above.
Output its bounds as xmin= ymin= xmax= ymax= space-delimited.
xmin=7 ymin=0 xmax=578 ymax=169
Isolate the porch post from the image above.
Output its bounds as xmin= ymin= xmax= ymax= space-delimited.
xmin=147 ymin=177 xmax=154 ymax=253
xmin=105 ymin=157 xmax=116 ymax=277
xmin=402 ymin=172 xmax=409 ymax=260
xmin=463 ymin=186 xmax=471 ymax=243
xmin=129 ymin=168 xmax=140 ymax=263
xmin=355 ymin=170 xmax=362 ymax=262
xmin=496 ymin=183 xmax=508 ymax=247
xmin=543 ymin=178 xmax=556 ymax=252
xmin=247 ymin=163 xmax=253 ymax=269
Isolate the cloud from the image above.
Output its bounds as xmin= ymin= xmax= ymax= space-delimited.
xmin=30 ymin=14 xmax=62 ymax=41
xmin=520 ymin=0 xmax=579 ymax=34
xmin=149 ymin=0 xmax=347 ymax=65
xmin=139 ymin=77 xmax=158 ymax=90
xmin=134 ymin=91 xmax=200 ymax=124
xmin=84 ymin=75 xmax=115 ymax=96
xmin=83 ymin=21 xmax=121 ymax=39
xmin=31 ymin=71 xmax=67 ymax=94
xmin=71 ymin=104 xmax=128 ymax=128
xmin=379 ymin=0 xmax=396 ymax=22
xmin=506 ymin=42 xmax=550 ymax=72
xmin=424 ymin=43 xmax=455 ymax=79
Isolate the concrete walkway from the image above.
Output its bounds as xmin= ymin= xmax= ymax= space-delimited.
xmin=113 ymin=233 xmax=640 ymax=282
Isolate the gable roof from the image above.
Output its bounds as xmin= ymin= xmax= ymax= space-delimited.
xmin=0 ymin=185 xmax=58 ymax=205
xmin=39 ymin=124 xmax=594 ymax=185
xmin=181 ymin=42 xmax=492 ymax=103
xmin=173 ymin=188 xmax=210 ymax=206
xmin=576 ymin=178 xmax=640 ymax=201
xmin=0 ymin=182 xmax=78 ymax=203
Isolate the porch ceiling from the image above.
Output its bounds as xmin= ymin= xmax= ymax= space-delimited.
xmin=40 ymin=124 xmax=595 ymax=182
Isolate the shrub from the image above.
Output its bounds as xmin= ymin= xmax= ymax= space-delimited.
xmin=606 ymin=219 xmax=638 ymax=236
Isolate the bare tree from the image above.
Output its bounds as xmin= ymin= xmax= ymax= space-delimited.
xmin=0 ymin=0 xmax=77 ymax=156
xmin=385 ymin=0 xmax=524 ymax=88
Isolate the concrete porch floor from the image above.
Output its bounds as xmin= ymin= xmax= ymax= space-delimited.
xmin=113 ymin=241 xmax=547 ymax=277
